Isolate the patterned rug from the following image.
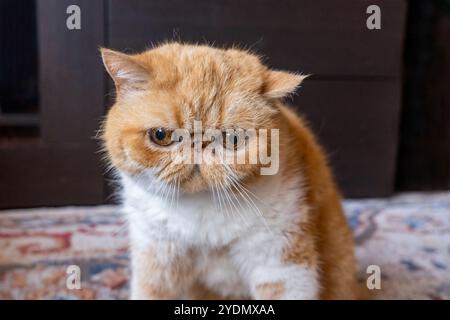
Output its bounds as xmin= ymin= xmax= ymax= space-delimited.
xmin=1 ymin=192 xmax=450 ymax=300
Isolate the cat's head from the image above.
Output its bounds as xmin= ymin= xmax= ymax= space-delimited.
xmin=101 ymin=42 xmax=305 ymax=193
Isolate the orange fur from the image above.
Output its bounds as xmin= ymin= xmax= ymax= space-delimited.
xmin=278 ymin=106 xmax=359 ymax=299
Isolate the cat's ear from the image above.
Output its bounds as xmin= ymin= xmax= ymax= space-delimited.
xmin=263 ymin=71 xmax=308 ymax=99
xmin=100 ymin=48 xmax=150 ymax=94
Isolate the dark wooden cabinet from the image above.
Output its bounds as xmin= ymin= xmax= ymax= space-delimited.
xmin=0 ymin=0 xmax=407 ymax=208
xmin=0 ymin=0 xmax=106 ymax=208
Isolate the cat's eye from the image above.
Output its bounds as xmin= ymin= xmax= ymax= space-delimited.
xmin=149 ymin=128 xmax=173 ymax=146
xmin=223 ymin=130 xmax=244 ymax=150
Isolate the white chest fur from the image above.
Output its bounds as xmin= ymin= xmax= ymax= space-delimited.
xmin=121 ymin=171 xmax=303 ymax=247
xmin=121 ymin=170 xmax=308 ymax=298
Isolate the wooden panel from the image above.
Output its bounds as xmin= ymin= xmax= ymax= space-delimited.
xmin=0 ymin=145 xmax=104 ymax=208
xmin=37 ymin=0 xmax=106 ymax=144
xmin=108 ymin=0 xmax=406 ymax=77
xmin=0 ymin=0 xmax=38 ymax=114
xmin=397 ymin=4 xmax=450 ymax=191
xmin=294 ymin=79 xmax=402 ymax=197
xmin=0 ymin=0 xmax=107 ymax=208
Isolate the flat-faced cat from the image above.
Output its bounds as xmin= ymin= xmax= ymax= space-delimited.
xmin=100 ymin=42 xmax=360 ymax=299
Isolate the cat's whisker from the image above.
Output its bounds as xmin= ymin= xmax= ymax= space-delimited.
xmin=171 ymin=177 xmax=180 ymax=212
xmin=208 ymin=182 xmax=220 ymax=214
xmin=214 ymin=183 xmax=224 ymax=218
xmin=218 ymin=178 xmax=249 ymax=227
xmin=225 ymin=166 xmax=280 ymax=215
xmin=212 ymin=181 xmax=225 ymax=219
xmin=224 ymin=173 xmax=269 ymax=231
xmin=133 ymin=170 xmax=160 ymax=195
xmin=153 ymin=176 xmax=170 ymax=205
xmin=157 ymin=160 xmax=173 ymax=177
xmin=226 ymin=174 xmax=264 ymax=218
xmin=216 ymin=180 xmax=231 ymax=220
xmin=215 ymin=156 xmax=264 ymax=215
xmin=155 ymin=180 xmax=167 ymax=198
xmin=168 ymin=180 xmax=176 ymax=212
xmin=163 ymin=182 xmax=174 ymax=210
xmin=228 ymin=174 xmax=264 ymax=217
xmin=224 ymin=180 xmax=246 ymax=214
xmin=220 ymin=174 xmax=251 ymax=227
xmin=176 ymin=176 xmax=181 ymax=212
xmin=220 ymin=166 xmax=272 ymax=233
xmin=218 ymin=180 xmax=234 ymax=219
xmin=214 ymin=157 xmax=256 ymax=226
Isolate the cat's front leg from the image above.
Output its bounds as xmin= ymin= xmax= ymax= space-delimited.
xmin=245 ymin=235 xmax=320 ymax=300
xmin=249 ymin=264 xmax=320 ymax=300
xmin=130 ymin=243 xmax=196 ymax=300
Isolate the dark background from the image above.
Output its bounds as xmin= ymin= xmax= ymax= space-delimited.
xmin=0 ymin=0 xmax=449 ymax=208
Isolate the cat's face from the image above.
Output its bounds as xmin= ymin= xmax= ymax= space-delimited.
xmin=101 ymin=43 xmax=305 ymax=193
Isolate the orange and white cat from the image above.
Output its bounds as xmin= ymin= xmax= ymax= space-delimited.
xmin=100 ymin=42 xmax=359 ymax=299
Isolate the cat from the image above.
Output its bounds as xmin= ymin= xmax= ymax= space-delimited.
xmin=100 ymin=42 xmax=360 ymax=299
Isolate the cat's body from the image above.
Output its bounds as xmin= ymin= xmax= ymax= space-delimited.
xmin=101 ymin=43 xmax=359 ymax=299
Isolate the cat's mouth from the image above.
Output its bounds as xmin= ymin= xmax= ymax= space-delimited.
xmin=192 ymin=164 xmax=201 ymax=175
xmin=170 ymin=164 xmax=236 ymax=194
xmin=179 ymin=164 xmax=208 ymax=193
